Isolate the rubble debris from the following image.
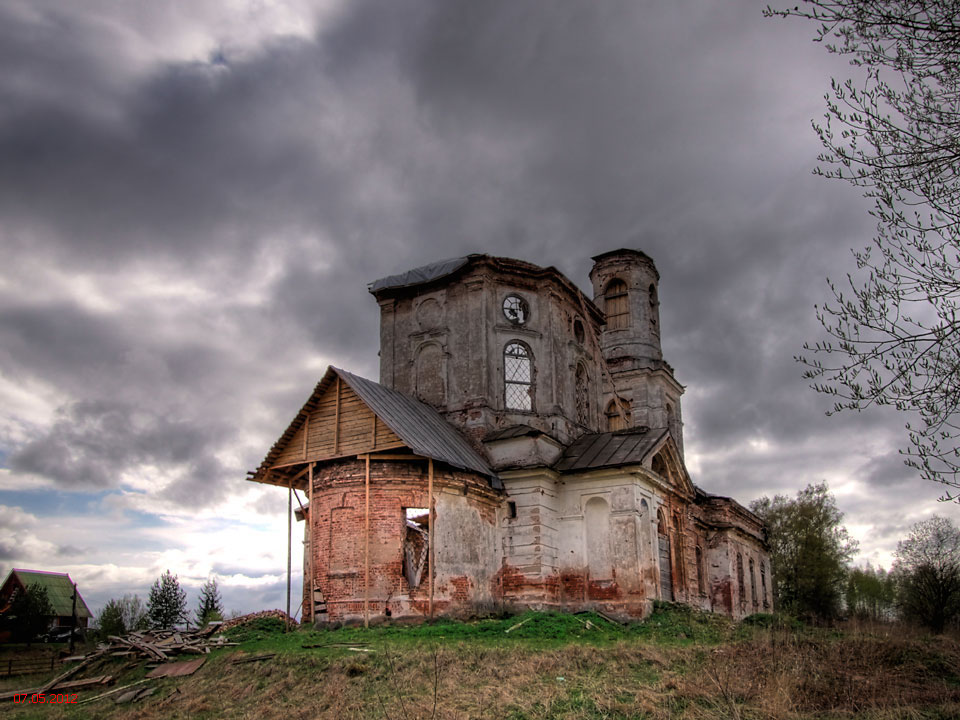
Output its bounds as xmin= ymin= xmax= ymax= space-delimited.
xmin=220 ymin=609 xmax=295 ymax=631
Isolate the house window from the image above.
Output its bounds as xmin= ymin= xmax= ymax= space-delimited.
xmin=504 ymin=342 xmax=534 ymax=411
xmin=575 ymin=363 xmax=590 ymax=425
xmin=605 ymin=398 xmax=631 ymax=431
xmin=604 ymin=279 xmax=629 ymax=330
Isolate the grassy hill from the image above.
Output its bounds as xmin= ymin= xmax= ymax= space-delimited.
xmin=4 ymin=604 xmax=960 ymax=719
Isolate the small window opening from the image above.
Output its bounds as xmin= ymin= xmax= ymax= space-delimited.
xmin=507 ymin=501 xmax=517 ymax=519
xmin=402 ymin=508 xmax=429 ymax=588
xmin=573 ymin=317 xmax=585 ymax=344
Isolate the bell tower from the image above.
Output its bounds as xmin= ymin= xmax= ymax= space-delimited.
xmin=589 ymin=249 xmax=684 ymax=455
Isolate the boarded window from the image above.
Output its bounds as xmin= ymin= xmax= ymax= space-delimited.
xmin=657 ymin=510 xmax=672 ymax=601
xmin=575 ymin=363 xmax=590 ymax=425
xmin=604 ymin=279 xmax=629 ymax=330
xmin=504 ymin=342 xmax=534 ymax=411
xmin=605 ymin=399 xmax=631 ymax=431
xmin=330 ymin=507 xmax=356 ymax=572
xmin=402 ymin=508 xmax=429 ymax=588
xmin=584 ymin=497 xmax=612 ymax=580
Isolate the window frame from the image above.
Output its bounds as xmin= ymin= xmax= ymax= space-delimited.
xmin=503 ymin=340 xmax=535 ymax=411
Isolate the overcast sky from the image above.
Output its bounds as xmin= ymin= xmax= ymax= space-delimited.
xmin=2 ymin=0 xmax=956 ymax=618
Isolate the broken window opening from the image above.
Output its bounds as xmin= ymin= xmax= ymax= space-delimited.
xmin=695 ymin=546 xmax=705 ymax=595
xmin=606 ymin=398 xmax=631 ymax=431
xmin=749 ymin=557 xmax=757 ymax=608
xmin=402 ymin=508 xmax=429 ymax=589
xmin=761 ymin=561 xmax=769 ymax=609
xmin=507 ymin=501 xmax=517 ymax=519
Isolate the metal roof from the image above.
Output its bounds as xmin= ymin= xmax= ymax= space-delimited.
xmin=553 ymin=427 xmax=667 ymax=472
xmin=368 ymin=256 xmax=471 ymax=293
xmin=3 ymin=569 xmax=92 ymax=619
xmin=335 ymin=369 xmax=502 ymax=489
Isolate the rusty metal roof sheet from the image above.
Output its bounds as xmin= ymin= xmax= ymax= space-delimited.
xmin=335 ymin=369 xmax=501 ymax=489
xmin=553 ymin=427 xmax=667 ymax=472
xmin=368 ymin=256 xmax=471 ymax=293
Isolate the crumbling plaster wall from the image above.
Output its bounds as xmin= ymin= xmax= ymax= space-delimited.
xmin=377 ymin=262 xmax=603 ymax=446
xmin=308 ymin=459 xmax=501 ymax=623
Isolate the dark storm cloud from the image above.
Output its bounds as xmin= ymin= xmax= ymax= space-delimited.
xmin=0 ymin=0 xmax=948 ymax=567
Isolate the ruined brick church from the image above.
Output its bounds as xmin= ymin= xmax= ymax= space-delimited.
xmin=249 ymin=250 xmax=770 ymax=623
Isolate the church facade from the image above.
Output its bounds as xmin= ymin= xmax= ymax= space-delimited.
xmin=249 ymin=250 xmax=771 ymax=623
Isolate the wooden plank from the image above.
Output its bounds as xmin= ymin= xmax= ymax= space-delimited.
xmin=302 ymin=415 xmax=309 ymax=460
xmin=308 ymin=462 xmax=314 ymax=625
xmin=333 ymin=376 xmax=341 ymax=454
xmin=371 ymin=414 xmax=377 ymax=449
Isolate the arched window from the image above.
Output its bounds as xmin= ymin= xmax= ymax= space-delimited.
xmin=573 ymin=317 xmax=585 ymax=344
xmin=736 ymin=553 xmax=745 ymax=606
xmin=605 ymin=398 xmax=631 ymax=431
xmin=652 ymin=452 xmax=667 ymax=477
xmin=504 ymin=342 xmax=534 ymax=411
xmin=604 ymin=279 xmax=629 ymax=330
xmin=648 ymin=284 xmax=658 ymax=328
xmin=575 ymin=363 xmax=590 ymax=425
xmin=749 ymin=558 xmax=757 ymax=608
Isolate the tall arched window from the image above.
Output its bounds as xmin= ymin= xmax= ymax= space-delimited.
xmin=749 ymin=558 xmax=757 ymax=608
xmin=504 ymin=342 xmax=533 ymax=411
xmin=695 ymin=546 xmax=705 ymax=595
xmin=605 ymin=398 xmax=631 ymax=431
xmin=761 ymin=561 xmax=769 ymax=609
xmin=604 ymin=279 xmax=629 ymax=330
xmin=575 ymin=363 xmax=590 ymax=425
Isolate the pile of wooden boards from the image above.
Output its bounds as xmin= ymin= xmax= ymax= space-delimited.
xmin=100 ymin=623 xmax=237 ymax=661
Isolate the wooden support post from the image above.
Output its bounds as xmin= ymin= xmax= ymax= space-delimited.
xmin=333 ymin=376 xmax=341 ymax=454
xmin=428 ymin=457 xmax=434 ymax=620
xmin=286 ymin=481 xmax=292 ymax=631
xmin=308 ymin=462 xmax=314 ymax=625
xmin=364 ymin=453 xmax=370 ymax=629
xmin=302 ymin=415 xmax=309 ymax=460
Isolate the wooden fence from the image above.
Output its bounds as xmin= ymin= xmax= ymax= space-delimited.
xmin=0 ymin=655 xmax=61 ymax=677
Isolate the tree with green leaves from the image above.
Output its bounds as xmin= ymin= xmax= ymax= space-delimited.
xmin=845 ymin=564 xmax=896 ymax=621
xmin=893 ymin=515 xmax=960 ymax=633
xmin=97 ymin=593 xmax=148 ymax=637
xmin=195 ymin=577 xmax=224 ymax=626
xmin=750 ymin=482 xmax=858 ymax=621
xmin=3 ymin=583 xmax=53 ymax=643
xmin=147 ymin=570 xmax=187 ymax=629
xmin=767 ymin=1 xmax=960 ymax=500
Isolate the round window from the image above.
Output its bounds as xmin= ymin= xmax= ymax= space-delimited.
xmin=502 ymin=295 xmax=529 ymax=325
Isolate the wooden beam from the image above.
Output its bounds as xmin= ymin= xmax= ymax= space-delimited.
xmin=308 ymin=462 xmax=314 ymax=626
xmin=333 ymin=375 xmax=341 ymax=455
xmin=286 ymin=481 xmax=292 ymax=631
xmin=357 ymin=452 xmax=428 ymax=462
xmin=364 ymin=453 xmax=370 ymax=629
xmin=428 ymin=457 xmax=434 ymax=620
xmin=302 ymin=414 xmax=309 ymax=460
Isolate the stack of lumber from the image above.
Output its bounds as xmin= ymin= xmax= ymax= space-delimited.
xmin=100 ymin=626 xmax=236 ymax=661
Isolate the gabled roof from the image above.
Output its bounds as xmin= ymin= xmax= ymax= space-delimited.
xmin=554 ymin=427 xmax=667 ymax=472
xmin=2 ymin=569 xmax=92 ymax=619
xmin=336 ymin=369 xmax=501 ymax=488
xmin=252 ymin=367 xmax=500 ymax=489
